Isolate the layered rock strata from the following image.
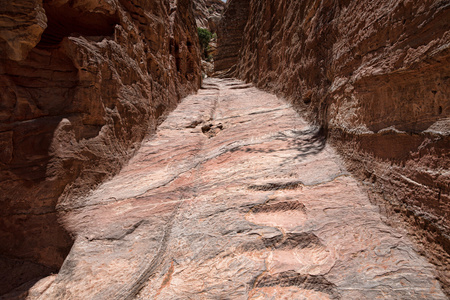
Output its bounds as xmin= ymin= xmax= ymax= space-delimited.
xmin=218 ymin=0 xmax=450 ymax=292
xmin=214 ymin=0 xmax=250 ymax=75
xmin=0 ymin=0 xmax=201 ymax=295
xmin=23 ymin=79 xmax=447 ymax=299
xmin=192 ymin=0 xmax=225 ymax=78
xmin=192 ymin=0 xmax=226 ymax=33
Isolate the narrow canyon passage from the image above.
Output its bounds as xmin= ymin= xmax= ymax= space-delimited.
xmin=31 ymin=79 xmax=446 ymax=299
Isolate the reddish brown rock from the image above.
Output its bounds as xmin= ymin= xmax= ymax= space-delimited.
xmin=192 ymin=0 xmax=225 ymax=77
xmin=192 ymin=0 xmax=226 ymax=33
xmin=214 ymin=0 xmax=250 ymax=76
xmin=0 ymin=0 xmax=47 ymax=61
xmin=0 ymin=0 xmax=201 ymax=295
xmin=201 ymin=59 xmax=215 ymax=77
xmin=218 ymin=0 xmax=450 ymax=292
xmin=25 ymin=79 xmax=447 ymax=299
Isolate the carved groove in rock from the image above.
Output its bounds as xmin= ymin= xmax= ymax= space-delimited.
xmin=254 ymin=271 xmax=340 ymax=299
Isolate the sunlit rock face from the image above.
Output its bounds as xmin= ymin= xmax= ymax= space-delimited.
xmin=0 ymin=0 xmax=201 ymax=295
xmin=192 ymin=0 xmax=226 ymax=33
xmin=218 ymin=0 xmax=450 ymax=293
xmin=23 ymin=79 xmax=448 ymax=299
xmin=1 ymin=0 xmax=449 ymax=297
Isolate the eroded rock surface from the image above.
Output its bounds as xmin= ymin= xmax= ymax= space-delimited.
xmin=193 ymin=0 xmax=226 ymax=33
xmin=0 ymin=0 xmax=47 ymax=61
xmin=214 ymin=0 xmax=250 ymax=76
xmin=27 ymin=79 xmax=446 ymax=299
xmin=192 ymin=0 xmax=225 ymax=78
xmin=0 ymin=0 xmax=201 ymax=295
xmin=218 ymin=0 xmax=450 ymax=291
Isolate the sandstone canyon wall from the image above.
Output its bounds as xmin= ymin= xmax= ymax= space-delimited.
xmin=192 ymin=0 xmax=226 ymax=33
xmin=192 ymin=0 xmax=226 ymax=77
xmin=218 ymin=0 xmax=450 ymax=292
xmin=214 ymin=0 xmax=250 ymax=75
xmin=0 ymin=0 xmax=201 ymax=295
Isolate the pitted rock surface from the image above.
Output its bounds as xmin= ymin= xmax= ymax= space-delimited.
xmin=29 ymin=79 xmax=446 ymax=299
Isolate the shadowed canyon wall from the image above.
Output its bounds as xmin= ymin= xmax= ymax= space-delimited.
xmin=192 ymin=0 xmax=226 ymax=77
xmin=214 ymin=0 xmax=250 ymax=75
xmin=0 ymin=0 xmax=201 ymax=295
xmin=217 ymin=0 xmax=450 ymax=292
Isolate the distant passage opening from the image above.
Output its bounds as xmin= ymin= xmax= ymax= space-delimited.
xmin=37 ymin=2 xmax=119 ymax=48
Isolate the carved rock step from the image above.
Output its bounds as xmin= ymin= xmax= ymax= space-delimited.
xmin=28 ymin=78 xmax=446 ymax=299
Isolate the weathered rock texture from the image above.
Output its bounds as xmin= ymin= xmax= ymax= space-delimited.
xmin=214 ymin=0 xmax=250 ymax=75
xmin=192 ymin=0 xmax=225 ymax=77
xmin=192 ymin=0 xmax=226 ymax=33
xmin=218 ymin=0 xmax=450 ymax=292
xmin=23 ymin=79 xmax=447 ymax=299
xmin=0 ymin=0 xmax=201 ymax=295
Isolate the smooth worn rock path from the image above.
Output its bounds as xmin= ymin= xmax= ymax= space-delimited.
xmin=30 ymin=79 xmax=446 ymax=299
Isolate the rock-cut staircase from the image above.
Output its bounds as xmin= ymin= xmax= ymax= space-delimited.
xmin=29 ymin=79 xmax=447 ymax=299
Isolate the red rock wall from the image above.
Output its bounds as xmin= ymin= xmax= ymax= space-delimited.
xmin=192 ymin=0 xmax=226 ymax=33
xmin=214 ymin=0 xmax=250 ymax=75
xmin=0 ymin=0 xmax=201 ymax=294
xmin=220 ymin=0 xmax=450 ymax=292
